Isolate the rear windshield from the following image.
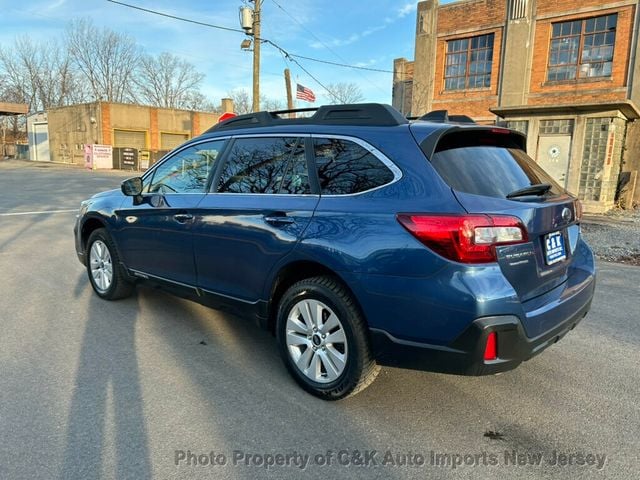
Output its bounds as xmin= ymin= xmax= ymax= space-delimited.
xmin=430 ymin=146 xmax=564 ymax=199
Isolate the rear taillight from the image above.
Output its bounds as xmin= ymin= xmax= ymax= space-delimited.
xmin=397 ymin=214 xmax=528 ymax=263
xmin=484 ymin=332 xmax=498 ymax=361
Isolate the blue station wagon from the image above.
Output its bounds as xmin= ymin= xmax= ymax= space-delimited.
xmin=74 ymin=104 xmax=596 ymax=399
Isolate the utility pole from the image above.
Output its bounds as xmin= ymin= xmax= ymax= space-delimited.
xmin=251 ymin=0 xmax=262 ymax=112
xmin=284 ymin=68 xmax=294 ymax=117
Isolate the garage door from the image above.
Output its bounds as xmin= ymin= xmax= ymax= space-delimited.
xmin=161 ymin=133 xmax=189 ymax=150
xmin=113 ymin=130 xmax=147 ymax=150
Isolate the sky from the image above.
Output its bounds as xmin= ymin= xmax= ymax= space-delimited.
xmin=0 ymin=0 xmax=451 ymax=108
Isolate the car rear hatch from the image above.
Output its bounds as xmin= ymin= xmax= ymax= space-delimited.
xmin=414 ymin=125 xmax=582 ymax=333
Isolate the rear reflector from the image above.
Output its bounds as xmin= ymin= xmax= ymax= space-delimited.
xmin=397 ymin=214 xmax=528 ymax=263
xmin=484 ymin=332 xmax=497 ymax=361
xmin=574 ymin=199 xmax=583 ymax=222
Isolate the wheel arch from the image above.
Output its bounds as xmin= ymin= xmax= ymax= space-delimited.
xmin=81 ymin=216 xmax=108 ymax=253
xmin=266 ymin=260 xmax=367 ymax=335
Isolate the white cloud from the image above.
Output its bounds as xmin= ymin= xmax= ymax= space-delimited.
xmin=397 ymin=2 xmax=417 ymax=18
xmin=310 ymin=1 xmax=418 ymax=50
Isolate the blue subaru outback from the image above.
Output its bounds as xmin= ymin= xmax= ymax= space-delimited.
xmin=74 ymin=104 xmax=595 ymax=400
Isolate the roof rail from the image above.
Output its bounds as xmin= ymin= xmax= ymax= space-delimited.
xmin=415 ymin=110 xmax=476 ymax=124
xmin=206 ymin=103 xmax=409 ymax=132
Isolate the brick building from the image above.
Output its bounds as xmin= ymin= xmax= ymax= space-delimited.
xmin=46 ymin=100 xmax=233 ymax=166
xmin=393 ymin=0 xmax=640 ymax=212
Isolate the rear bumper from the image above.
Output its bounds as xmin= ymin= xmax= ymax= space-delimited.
xmin=370 ymin=277 xmax=593 ymax=375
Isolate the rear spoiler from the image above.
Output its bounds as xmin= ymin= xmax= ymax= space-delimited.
xmin=419 ymin=126 xmax=527 ymax=161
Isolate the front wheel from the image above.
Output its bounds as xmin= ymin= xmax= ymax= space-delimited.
xmin=86 ymin=228 xmax=134 ymax=300
xmin=276 ymin=276 xmax=380 ymax=400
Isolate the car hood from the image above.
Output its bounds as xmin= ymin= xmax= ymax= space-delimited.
xmin=90 ymin=188 xmax=121 ymax=199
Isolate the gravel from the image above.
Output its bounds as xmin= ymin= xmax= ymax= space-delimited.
xmin=580 ymin=208 xmax=640 ymax=265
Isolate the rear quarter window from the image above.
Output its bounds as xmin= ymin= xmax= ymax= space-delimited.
xmin=313 ymin=138 xmax=395 ymax=195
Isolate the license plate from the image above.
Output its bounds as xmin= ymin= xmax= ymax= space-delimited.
xmin=544 ymin=231 xmax=566 ymax=265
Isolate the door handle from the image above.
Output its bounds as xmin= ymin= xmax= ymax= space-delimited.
xmin=173 ymin=213 xmax=194 ymax=223
xmin=264 ymin=214 xmax=295 ymax=225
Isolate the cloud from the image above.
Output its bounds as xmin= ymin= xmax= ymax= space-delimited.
xmin=43 ymin=0 xmax=67 ymax=12
xmin=310 ymin=0 xmax=418 ymax=49
xmin=397 ymin=2 xmax=417 ymax=18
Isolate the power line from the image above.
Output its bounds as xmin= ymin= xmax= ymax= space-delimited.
xmin=263 ymin=40 xmax=341 ymax=103
xmin=106 ymin=0 xmax=395 ymax=74
xmin=269 ymin=0 xmax=345 ymax=60
xmin=106 ymin=0 xmax=246 ymax=34
xmin=268 ymin=0 xmax=394 ymax=88
xmin=289 ymin=54 xmax=394 ymax=74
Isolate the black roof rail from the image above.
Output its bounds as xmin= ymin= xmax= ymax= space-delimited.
xmin=206 ymin=103 xmax=409 ymax=132
xmin=270 ymin=107 xmax=318 ymax=116
xmin=415 ymin=110 xmax=476 ymax=124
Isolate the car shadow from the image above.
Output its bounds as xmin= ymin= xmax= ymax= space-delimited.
xmin=60 ymin=292 xmax=151 ymax=480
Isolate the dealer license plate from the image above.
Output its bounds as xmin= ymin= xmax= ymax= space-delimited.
xmin=544 ymin=231 xmax=566 ymax=265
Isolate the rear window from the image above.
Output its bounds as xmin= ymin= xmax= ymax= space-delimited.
xmin=430 ymin=145 xmax=563 ymax=199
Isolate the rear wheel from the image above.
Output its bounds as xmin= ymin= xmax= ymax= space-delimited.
xmin=86 ymin=228 xmax=134 ymax=300
xmin=276 ymin=276 xmax=380 ymax=400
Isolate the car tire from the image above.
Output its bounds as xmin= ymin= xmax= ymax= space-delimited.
xmin=276 ymin=276 xmax=380 ymax=400
xmin=86 ymin=228 xmax=134 ymax=300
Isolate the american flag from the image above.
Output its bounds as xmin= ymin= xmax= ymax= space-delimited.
xmin=296 ymin=84 xmax=316 ymax=103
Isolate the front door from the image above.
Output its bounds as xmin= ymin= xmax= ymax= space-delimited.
xmin=33 ymin=123 xmax=50 ymax=161
xmin=114 ymin=138 xmax=226 ymax=286
xmin=537 ymin=135 xmax=572 ymax=187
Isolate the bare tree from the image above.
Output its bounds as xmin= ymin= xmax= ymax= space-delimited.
xmin=182 ymin=91 xmax=219 ymax=112
xmin=261 ymin=97 xmax=284 ymax=111
xmin=0 ymin=37 xmax=80 ymax=111
xmin=227 ymin=89 xmax=252 ymax=114
xmin=325 ymin=82 xmax=365 ymax=104
xmin=134 ymin=52 xmax=205 ymax=109
xmin=66 ymin=18 xmax=140 ymax=103
xmin=227 ymin=88 xmax=285 ymax=113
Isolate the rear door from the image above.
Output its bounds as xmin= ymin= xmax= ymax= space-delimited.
xmin=193 ymin=135 xmax=319 ymax=303
xmin=422 ymin=128 xmax=581 ymax=304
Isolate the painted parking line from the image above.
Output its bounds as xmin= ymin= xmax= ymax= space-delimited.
xmin=0 ymin=209 xmax=78 ymax=217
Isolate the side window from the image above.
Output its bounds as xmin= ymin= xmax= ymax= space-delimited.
xmin=148 ymin=139 xmax=225 ymax=194
xmin=313 ymin=138 xmax=395 ymax=195
xmin=217 ymin=137 xmax=311 ymax=194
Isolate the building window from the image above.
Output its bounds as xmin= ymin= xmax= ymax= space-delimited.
xmin=548 ymin=14 xmax=617 ymax=82
xmin=444 ymin=33 xmax=494 ymax=90
xmin=539 ymin=119 xmax=574 ymax=135
xmin=505 ymin=120 xmax=529 ymax=136
xmin=579 ymin=118 xmax=610 ymax=201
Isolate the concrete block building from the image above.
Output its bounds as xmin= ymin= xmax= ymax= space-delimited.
xmin=46 ymin=100 xmax=233 ymax=166
xmin=393 ymin=0 xmax=640 ymax=212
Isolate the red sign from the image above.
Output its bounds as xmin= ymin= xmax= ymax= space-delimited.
xmin=218 ymin=112 xmax=236 ymax=123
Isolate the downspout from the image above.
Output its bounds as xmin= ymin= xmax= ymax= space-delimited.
xmin=496 ymin=2 xmax=510 ymax=115
xmin=627 ymin=0 xmax=640 ymax=100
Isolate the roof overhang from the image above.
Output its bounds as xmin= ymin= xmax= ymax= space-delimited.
xmin=491 ymin=100 xmax=640 ymax=120
xmin=0 ymin=102 xmax=28 ymax=116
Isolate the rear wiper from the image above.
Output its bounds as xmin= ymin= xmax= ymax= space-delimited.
xmin=506 ymin=183 xmax=552 ymax=199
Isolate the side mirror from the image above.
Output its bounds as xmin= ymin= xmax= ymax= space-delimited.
xmin=121 ymin=177 xmax=143 ymax=196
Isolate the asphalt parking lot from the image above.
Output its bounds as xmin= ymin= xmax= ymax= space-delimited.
xmin=1 ymin=160 xmax=638 ymax=480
